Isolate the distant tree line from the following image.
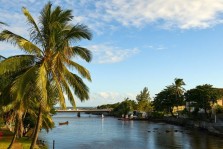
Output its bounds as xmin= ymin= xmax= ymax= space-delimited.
xmin=97 ymin=87 xmax=153 ymax=117
xmin=97 ymin=78 xmax=223 ymax=120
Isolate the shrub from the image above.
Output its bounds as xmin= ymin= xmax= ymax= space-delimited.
xmin=214 ymin=104 xmax=223 ymax=114
xmin=151 ymin=111 xmax=164 ymax=118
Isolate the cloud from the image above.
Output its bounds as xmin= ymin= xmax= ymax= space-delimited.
xmin=2 ymin=0 xmax=223 ymax=37
xmin=87 ymin=44 xmax=139 ymax=64
xmin=61 ymin=91 xmax=136 ymax=107
xmin=95 ymin=0 xmax=223 ymax=29
xmin=90 ymin=91 xmax=136 ymax=104
xmin=144 ymin=44 xmax=167 ymax=51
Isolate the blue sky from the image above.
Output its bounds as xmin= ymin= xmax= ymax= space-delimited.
xmin=1 ymin=0 xmax=223 ymax=107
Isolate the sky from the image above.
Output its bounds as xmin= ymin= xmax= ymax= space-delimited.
xmin=1 ymin=0 xmax=223 ymax=107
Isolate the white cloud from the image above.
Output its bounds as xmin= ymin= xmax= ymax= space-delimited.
xmin=88 ymin=44 xmax=139 ymax=64
xmin=89 ymin=91 xmax=136 ymax=105
xmin=144 ymin=44 xmax=167 ymax=51
xmin=1 ymin=0 xmax=223 ymax=36
xmin=61 ymin=91 xmax=136 ymax=107
xmin=94 ymin=0 xmax=223 ymax=29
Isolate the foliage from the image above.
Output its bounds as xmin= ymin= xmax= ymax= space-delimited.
xmin=112 ymin=98 xmax=136 ymax=117
xmin=150 ymin=111 xmax=164 ymax=118
xmin=97 ymin=103 xmax=120 ymax=109
xmin=136 ymin=87 xmax=153 ymax=112
xmin=153 ymin=85 xmax=178 ymax=116
xmin=185 ymin=84 xmax=223 ymax=117
xmin=136 ymin=87 xmax=151 ymax=102
xmin=172 ymin=78 xmax=185 ymax=108
xmin=213 ymin=104 xmax=223 ymax=114
xmin=0 ymin=2 xmax=92 ymax=148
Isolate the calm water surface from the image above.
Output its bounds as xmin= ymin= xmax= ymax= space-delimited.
xmin=39 ymin=112 xmax=223 ymax=149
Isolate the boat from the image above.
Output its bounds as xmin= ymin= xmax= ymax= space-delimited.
xmin=59 ymin=121 xmax=69 ymax=125
xmin=101 ymin=114 xmax=104 ymax=118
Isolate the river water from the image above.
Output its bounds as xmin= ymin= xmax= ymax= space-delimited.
xmin=39 ymin=112 xmax=223 ymax=149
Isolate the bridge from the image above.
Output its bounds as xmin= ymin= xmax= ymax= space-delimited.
xmin=55 ymin=109 xmax=112 ymax=117
xmin=56 ymin=109 xmax=112 ymax=112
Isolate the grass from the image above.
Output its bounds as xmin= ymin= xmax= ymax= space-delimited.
xmin=0 ymin=128 xmax=47 ymax=149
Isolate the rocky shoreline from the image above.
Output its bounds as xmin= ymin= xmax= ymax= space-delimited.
xmin=156 ymin=117 xmax=223 ymax=137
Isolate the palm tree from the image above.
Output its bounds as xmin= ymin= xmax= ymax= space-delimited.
xmin=0 ymin=2 xmax=92 ymax=149
xmin=172 ymin=78 xmax=185 ymax=116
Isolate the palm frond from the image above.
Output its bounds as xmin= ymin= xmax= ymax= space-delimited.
xmin=71 ymin=46 xmax=92 ymax=62
xmin=64 ymin=59 xmax=91 ymax=81
xmin=22 ymin=7 xmax=45 ymax=46
xmin=0 ymin=30 xmax=42 ymax=56
xmin=0 ymin=55 xmax=6 ymax=61
xmin=10 ymin=65 xmax=37 ymax=102
xmin=0 ymin=55 xmax=35 ymax=75
xmin=0 ymin=21 xmax=8 ymax=26
xmin=39 ymin=2 xmax=52 ymax=49
xmin=59 ymin=74 xmax=76 ymax=109
xmin=66 ymin=24 xmax=92 ymax=41
xmin=36 ymin=63 xmax=48 ymax=105
xmin=42 ymin=112 xmax=54 ymax=132
xmin=2 ymin=102 xmax=17 ymax=112
xmin=63 ymin=66 xmax=89 ymax=101
xmin=51 ymin=70 xmax=66 ymax=109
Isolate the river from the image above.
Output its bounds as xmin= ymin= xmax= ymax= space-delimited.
xmin=39 ymin=112 xmax=223 ymax=149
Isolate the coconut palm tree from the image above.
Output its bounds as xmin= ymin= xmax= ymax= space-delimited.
xmin=172 ymin=78 xmax=185 ymax=115
xmin=0 ymin=2 xmax=92 ymax=148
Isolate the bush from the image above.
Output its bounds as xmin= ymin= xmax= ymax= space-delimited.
xmin=214 ymin=104 xmax=223 ymax=114
xmin=151 ymin=111 xmax=164 ymax=118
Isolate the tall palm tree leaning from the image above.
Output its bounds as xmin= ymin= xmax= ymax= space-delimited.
xmin=172 ymin=78 xmax=185 ymax=117
xmin=0 ymin=2 xmax=92 ymax=149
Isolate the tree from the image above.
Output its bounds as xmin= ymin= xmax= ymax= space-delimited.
xmin=172 ymin=78 xmax=185 ymax=113
xmin=153 ymin=86 xmax=177 ymax=117
xmin=185 ymin=84 xmax=223 ymax=118
xmin=0 ymin=2 xmax=92 ymax=148
xmin=136 ymin=87 xmax=151 ymax=102
xmin=136 ymin=87 xmax=153 ymax=112
xmin=112 ymin=98 xmax=136 ymax=117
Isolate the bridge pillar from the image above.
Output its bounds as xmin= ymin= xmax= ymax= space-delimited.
xmin=77 ymin=112 xmax=80 ymax=117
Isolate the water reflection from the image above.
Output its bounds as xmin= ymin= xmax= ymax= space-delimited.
xmin=39 ymin=113 xmax=223 ymax=149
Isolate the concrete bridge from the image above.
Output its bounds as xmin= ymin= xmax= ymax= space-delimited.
xmin=56 ymin=109 xmax=112 ymax=112
xmin=56 ymin=109 xmax=112 ymax=117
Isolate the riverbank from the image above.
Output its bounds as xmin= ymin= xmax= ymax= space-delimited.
xmin=158 ymin=117 xmax=223 ymax=138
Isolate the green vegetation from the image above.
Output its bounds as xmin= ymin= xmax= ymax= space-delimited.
xmin=98 ymin=87 xmax=153 ymax=117
xmin=152 ymin=78 xmax=185 ymax=117
xmin=213 ymin=104 xmax=223 ymax=114
xmin=98 ymin=78 xmax=223 ymax=122
xmin=153 ymin=86 xmax=176 ymax=116
xmin=0 ymin=2 xmax=92 ymax=149
xmin=136 ymin=87 xmax=153 ymax=113
xmin=185 ymin=84 xmax=223 ymax=118
xmin=153 ymin=80 xmax=223 ymax=120
xmin=112 ymin=98 xmax=137 ymax=117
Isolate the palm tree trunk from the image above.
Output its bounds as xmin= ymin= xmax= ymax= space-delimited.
xmin=30 ymin=125 xmax=36 ymax=139
xmin=30 ymin=106 xmax=42 ymax=149
xmin=17 ymin=112 xmax=24 ymax=138
xmin=8 ymin=115 xmax=19 ymax=149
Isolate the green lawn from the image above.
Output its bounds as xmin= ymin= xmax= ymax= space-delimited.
xmin=0 ymin=128 xmax=47 ymax=149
